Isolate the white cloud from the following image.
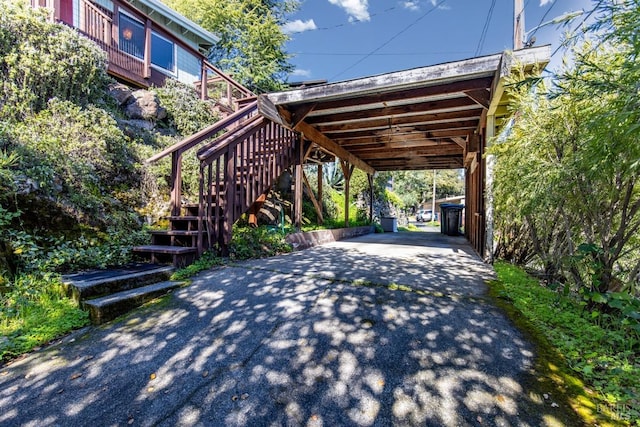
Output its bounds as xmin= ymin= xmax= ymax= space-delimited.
xmin=429 ymin=0 xmax=451 ymax=10
xmin=403 ymin=1 xmax=420 ymax=11
xmin=281 ymin=19 xmax=317 ymax=34
xmin=328 ymin=0 xmax=370 ymax=22
xmin=539 ymin=0 xmax=554 ymax=5
xmin=290 ymin=69 xmax=312 ymax=78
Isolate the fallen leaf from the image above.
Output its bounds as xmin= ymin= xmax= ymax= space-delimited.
xmin=377 ymin=379 xmax=385 ymax=387
xmin=70 ymin=373 xmax=82 ymax=380
xmin=147 ymin=387 xmax=154 ymax=392
xmin=496 ymin=395 xmax=505 ymax=402
xmin=1 ymin=371 xmax=8 ymax=377
xmin=149 ymin=373 xmax=156 ymax=380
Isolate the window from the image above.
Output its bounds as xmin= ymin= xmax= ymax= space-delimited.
xmin=119 ymin=13 xmax=144 ymax=59
xmin=118 ymin=12 xmax=176 ymax=74
xmin=151 ymin=32 xmax=175 ymax=73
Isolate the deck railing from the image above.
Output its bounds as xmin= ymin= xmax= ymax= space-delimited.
xmin=29 ymin=0 xmax=253 ymax=105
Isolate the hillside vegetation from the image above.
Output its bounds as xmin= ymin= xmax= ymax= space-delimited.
xmin=0 ymin=2 xmax=220 ymax=361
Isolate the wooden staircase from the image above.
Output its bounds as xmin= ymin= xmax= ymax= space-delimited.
xmin=133 ymin=99 xmax=299 ymax=266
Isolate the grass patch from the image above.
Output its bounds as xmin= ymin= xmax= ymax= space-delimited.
xmin=1 ymin=274 xmax=88 ymax=364
xmin=490 ymin=261 xmax=639 ymax=426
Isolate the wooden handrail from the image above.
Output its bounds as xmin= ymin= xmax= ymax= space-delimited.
xmin=197 ymin=115 xmax=266 ymax=162
xmin=146 ymin=100 xmax=258 ymax=163
xmin=202 ymin=60 xmax=254 ymax=100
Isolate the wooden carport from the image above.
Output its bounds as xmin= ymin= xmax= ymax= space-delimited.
xmin=260 ymin=46 xmax=550 ymax=260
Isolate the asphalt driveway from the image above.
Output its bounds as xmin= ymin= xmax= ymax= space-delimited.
xmin=0 ymin=229 xmax=581 ymax=426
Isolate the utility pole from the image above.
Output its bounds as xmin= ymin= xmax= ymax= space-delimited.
xmin=514 ymin=0 xmax=525 ymax=50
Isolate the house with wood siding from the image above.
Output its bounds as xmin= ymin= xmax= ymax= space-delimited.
xmin=30 ymin=0 xmax=218 ymax=90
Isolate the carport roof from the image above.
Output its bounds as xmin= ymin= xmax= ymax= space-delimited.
xmin=261 ymin=46 xmax=550 ymax=172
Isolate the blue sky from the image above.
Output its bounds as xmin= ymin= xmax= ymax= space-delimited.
xmin=282 ymin=0 xmax=594 ymax=83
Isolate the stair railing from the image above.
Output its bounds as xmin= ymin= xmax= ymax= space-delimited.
xmin=147 ymin=100 xmax=259 ymax=216
xmin=195 ymin=115 xmax=298 ymax=253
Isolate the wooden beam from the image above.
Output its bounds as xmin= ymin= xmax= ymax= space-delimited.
xmin=354 ymin=145 xmax=462 ymax=159
xmin=275 ymin=107 xmax=375 ymax=175
xmin=464 ymin=89 xmax=490 ymax=109
xmin=294 ymin=142 xmax=303 ymax=228
xmin=317 ymin=163 xmax=323 ymax=213
xmin=297 ymin=77 xmax=494 ymax=114
xmin=368 ymin=173 xmax=374 ymax=223
xmin=257 ymin=95 xmax=285 ymax=126
xmin=306 ymin=97 xmax=479 ymax=126
xmin=317 ymin=108 xmax=483 ymax=133
xmin=323 ymin=119 xmax=480 ymax=142
xmin=290 ymin=103 xmax=317 ymax=128
xmin=342 ymin=138 xmax=445 ymax=149
xmin=451 ymin=136 xmax=467 ymax=149
xmin=340 ymin=161 xmax=355 ymax=227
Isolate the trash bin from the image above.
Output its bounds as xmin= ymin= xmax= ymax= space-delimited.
xmin=380 ymin=217 xmax=398 ymax=232
xmin=440 ymin=204 xmax=464 ymax=236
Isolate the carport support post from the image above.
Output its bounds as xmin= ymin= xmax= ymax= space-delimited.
xmin=317 ymin=163 xmax=323 ymax=211
xmin=484 ymin=114 xmax=496 ymax=262
xmin=340 ymin=160 xmax=354 ymax=227
xmin=368 ymin=173 xmax=374 ymax=223
xmin=293 ymin=138 xmax=304 ymax=229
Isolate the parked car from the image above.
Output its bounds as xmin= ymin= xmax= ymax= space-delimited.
xmin=416 ymin=209 xmax=433 ymax=222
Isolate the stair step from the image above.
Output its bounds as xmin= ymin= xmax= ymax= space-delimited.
xmin=132 ymin=245 xmax=197 ymax=254
xmin=149 ymin=230 xmax=200 ymax=236
xmin=165 ymin=216 xmax=199 ymax=221
xmin=132 ymin=245 xmax=198 ymax=267
xmin=83 ymin=280 xmax=183 ymax=325
xmin=62 ymin=264 xmax=175 ymax=302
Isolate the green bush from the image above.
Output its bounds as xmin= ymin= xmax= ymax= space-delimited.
xmin=0 ymin=1 xmax=109 ymax=121
xmin=229 ymin=226 xmax=292 ymax=260
xmin=493 ymin=262 xmax=639 ymax=425
xmin=152 ymin=79 xmax=219 ymax=135
xmin=8 ymin=99 xmax=140 ymax=223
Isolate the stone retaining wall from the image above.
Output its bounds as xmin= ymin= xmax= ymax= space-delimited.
xmin=285 ymin=226 xmax=375 ymax=251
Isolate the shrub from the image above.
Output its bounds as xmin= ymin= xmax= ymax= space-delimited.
xmin=0 ymin=1 xmax=110 ymax=121
xmin=8 ymin=99 xmax=140 ymax=224
xmin=229 ymin=226 xmax=292 ymax=260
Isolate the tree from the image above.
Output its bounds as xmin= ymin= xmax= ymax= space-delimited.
xmin=490 ymin=0 xmax=640 ymax=296
xmin=162 ymin=0 xmax=297 ymax=92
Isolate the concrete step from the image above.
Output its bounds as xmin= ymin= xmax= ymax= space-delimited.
xmin=83 ymin=280 xmax=183 ymax=325
xmin=62 ymin=264 xmax=175 ymax=302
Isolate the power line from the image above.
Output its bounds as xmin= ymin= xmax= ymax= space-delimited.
xmin=475 ymin=0 xmax=497 ymax=56
xmin=526 ymin=0 xmax=557 ymax=42
xmin=292 ymin=50 xmax=473 ymax=57
xmin=287 ymin=6 xmax=400 ymax=34
xmin=329 ymin=0 xmax=449 ymax=82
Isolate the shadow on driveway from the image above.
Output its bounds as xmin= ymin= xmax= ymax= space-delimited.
xmin=0 ymin=230 xmax=582 ymax=426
